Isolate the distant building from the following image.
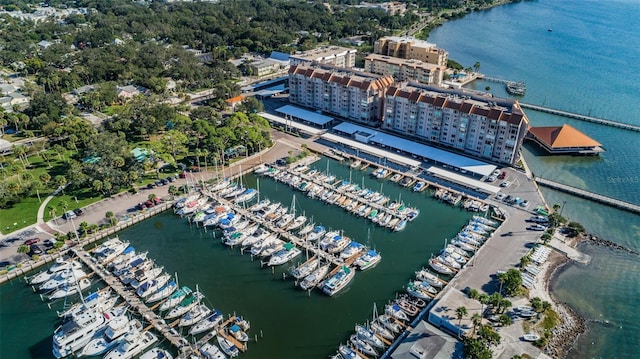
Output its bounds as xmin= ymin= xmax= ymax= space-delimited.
xmin=117 ymin=85 xmax=148 ymax=100
xmin=225 ymin=95 xmax=245 ymax=110
xmin=354 ymin=2 xmax=407 ymax=15
xmin=131 ymin=147 xmax=152 ymax=163
xmin=364 ymin=53 xmax=445 ymax=85
xmin=248 ymin=58 xmax=283 ymax=77
xmin=290 ymin=46 xmax=357 ymax=69
xmin=374 ymin=36 xmax=448 ymax=66
xmin=38 ymin=40 xmax=53 ymax=49
xmin=381 ymin=83 xmax=530 ymax=165
xmin=288 ymin=63 xmax=395 ymax=125
xmin=527 ymin=124 xmax=604 ymax=155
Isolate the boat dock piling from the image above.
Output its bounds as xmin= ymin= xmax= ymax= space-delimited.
xmin=535 ymin=177 xmax=640 ymax=214
xmin=70 ymin=247 xmax=194 ymax=356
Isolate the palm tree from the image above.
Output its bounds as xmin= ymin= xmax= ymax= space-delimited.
xmin=53 ymin=175 xmax=67 ymax=193
xmin=471 ymin=313 xmax=482 ymax=336
xmin=473 ymin=61 xmax=481 ymax=74
xmin=148 ymin=193 xmax=157 ymax=202
xmin=456 ymin=306 xmax=468 ymax=331
xmin=467 ymin=288 xmax=479 ymax=300
xmin=39 ymin=173 xmax=51 ymax=188
xmin=498 ymin=314 xmax=511 ymax=327
xmin=478 ymin=293 xmax=489 ymax=319
xmin=59 ymin=200 xmax=69 ymax=214
xmin=47 ymin=205 xmax=57 ymax=219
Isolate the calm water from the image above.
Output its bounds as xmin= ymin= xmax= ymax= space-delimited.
xmin=428 ymin=1 xmax=640 ymax=357
xmin=0 ymin=158 xmax=473 ymax=358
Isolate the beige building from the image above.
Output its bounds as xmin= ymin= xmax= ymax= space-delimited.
xmin=382 ymin=83 xmax=529 ymax=165
xmin=364 ymin=53 xmax=445 ymax=85
xmin=290 ymin=46 xmax=357 ymax=69
xmin=288 ymin=63 xmax=394 ymax=125
xmin=248 ymin=59 xmax=283 ymax=77
xmin=374 ymin=36 xmax=448 ymax=66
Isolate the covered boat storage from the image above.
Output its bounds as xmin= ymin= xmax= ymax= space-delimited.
xmin=276 ymin=105 xmax=337 ymax=129
xmin=426 ymin=167 xmax=500 ymax=195
xmin=320 ymin=133 xmax=421 ymax=169
xmin=258 ymin=112 xmax=325 ymax=136
xmin=332 ymin=122 xmax=496 ymax=178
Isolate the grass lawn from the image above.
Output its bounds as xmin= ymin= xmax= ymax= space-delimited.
xmin=101 ymin=105 xmax=123 ymax=116
xmin=44 ymin=187 xmax=104 ymax=222
xmin=0 ymin=195 xmax=42 ymax=234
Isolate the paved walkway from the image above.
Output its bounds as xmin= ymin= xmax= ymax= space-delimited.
xmin=36 ymin=185 xmax=65 ymax=224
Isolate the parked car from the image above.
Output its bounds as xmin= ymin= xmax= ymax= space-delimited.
xmin=527 ymin=224 xmax=547 ymax=231
xmin=495 ymin=193 xmax=505 ymax=200
xmin=147 ymin=182 xmax=157 ymax=189
xmin=29 ymin=245 xmax=43 ymax=255
xmin=160 ymin=178 xmax=169 ymax=185
xmin=500 ymin=181 xmax=511 ymax=187
xmin=519 ymin=200 xmax=530 ymax=207
xmin=167 ymin=176 xmax=176 ymax=182
xmin=62 ymin=210 xmax=77 ymax=220
xmin=73 ymin=208 xmax=84 ymax=216
xmin=43 ymin=239 xmax=58 ymax=247
xmin=487 ymin=176 xmax=496 ymax=182
xmin=498 ymin=171 xmax=507 ymax=180
xmin=179 ymin=171 xmax=187 ymax=179
xmin=24 ymin=238 xmax=40 ymax=245
xmin=492 ymin=169 xmax=501 ymax=177
xmin=155 ymin=179 xmax=164 ymax=186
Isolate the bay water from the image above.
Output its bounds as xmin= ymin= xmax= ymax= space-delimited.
xmin=0 ymin=158 xmax=472 ymax=358
xmin=427 ymin=0 xmax=640 ymax=357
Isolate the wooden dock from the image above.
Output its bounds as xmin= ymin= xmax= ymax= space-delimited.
xmin=70 ymin=247 xmax=193 ymax=355
xmin=520 ymin=102 xmax=640 ymax=132
xmin=194 ymin=315 xmax=246 ymax=352
xmin=535 ymin=177 xmax=640 ymax=214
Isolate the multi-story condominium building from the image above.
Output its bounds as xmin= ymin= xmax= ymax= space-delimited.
xmin=288 ymin=63 xmax=395 ymax=125
xmin=374 ymin=36 xmax=448 ymax=66
xmin=364 ymin=53 xmax=445 ymax=85
xmin=382 ymin=83 xmax=529 ymax=165
xmin=290 ymin=46 xmax=357 ymax=68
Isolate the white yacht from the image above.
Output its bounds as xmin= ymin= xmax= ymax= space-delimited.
xmin=136 ymin=274 xmax=172 ymax=298
xmin=165 ymin=291 xmax=204 ymax=319
xmin=216 ymin=336 xmax=239 ymax=358
xmin=291 ymin=257 xmax=319 ymax=280
xmin=199 ymin=342 xmax=227 ymax=359
xmin=30 ymin=259 xmax=83 ymax=285
xmin=57 ymin=290 xmax=117 ymax=319
xmin=159 ymin=286 xmax=191 ymax=312
xmin=79 ymin=318 xmax=141 ymax=357
xmin=354 ymin=250 xmax=381 ymax=271
xmin=48 ymin=277 xmax=92 ymax=301
xmin=145 ymin=281 xmax=177 ymax=303
xmin=189 ymin=310 xmax=224 ymax=336
xmin=103 ymin=331 xmax=158 ymax=359
xmin=52 ymin=305 xmax=127 ymax=358
xmin=140 ymin=348 xmax=174 ymax=359
xmin=300 ymin=263 xmax=330 ymax=291
xmin=267 ymin=243 xmax=302 ymax=266
xmin=322 ymin=266 xmax=355 ymax=296
xmin=39 ymin=269 xmax=87 ymax=292
xmin=179 ymin=304 xmax=211 ymax=327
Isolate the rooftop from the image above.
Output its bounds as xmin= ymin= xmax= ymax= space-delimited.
xmin=290 ymin=46 xmax=356 ymax=61
xmin=378 ymin=36 xmax=438 ymax=49
xmin=528 ymin=124 xmax=601 ymax=148
xmin=276 ymin=105 xmax=334 ymax=126
xmin=365 ymin=53 xmax=444 ymax=70
xmin=333 ymin=122 xmax=497 ymax=177
xmin=289 ymin=63 xmax=395 ymax=91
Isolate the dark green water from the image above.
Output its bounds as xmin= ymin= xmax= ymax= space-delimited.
xmin=0 ymin=158 xmax=472 ymax=358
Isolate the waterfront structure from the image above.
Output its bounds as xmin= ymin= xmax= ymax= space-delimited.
xmin=527 ymin=124 xmax=604 ymax=155
xmin=289 ymin=46 xmax=357 ymax=68
xmin=364 ymin=53 xmax=445 ymax=85
xmin=381 ymin=83 xmax=530 ymax=165
xmin=374 ymin=36 xmax=448 ymax=66
xmin=288 ymin=63 xmax=394 ymax=125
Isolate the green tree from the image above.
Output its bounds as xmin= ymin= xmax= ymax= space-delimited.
xmin=456 ymin=306 xmax=468 ymax=330
xmin=17 ymin=244 xmax=30 ymax=254
xmin=39 ymin=173 xmax=51 ymax=188
xmin=471 ymin=313 xmax=482 ymax=335
xmin=497 ymin=269 xmax=523 ymax=296
xmin=462 ymin=337 xmax=492 ymax=359
xmin=161 ymin=130 xmax=189 ymax=164
xmin=498 ymin=314 xmax=511 ymax=326
xmin=477 ymin=325 xmax=501 ymax=346
xmin=467 ymin=288 xmax=479 ymax=300
xmin=473 ymin=61 xmax=481 ymax=73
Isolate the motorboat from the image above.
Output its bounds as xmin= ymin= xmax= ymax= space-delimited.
xmin=130 ymin=266 xmax=164 ymax=289
xmin=338 ymin=344 xmax=364 ymax=359
xmin=267 ymin=243 xmax=302 ymax=266
xmin=79 ymin=318 xmax=142 ymax=357
xmin=376 ymin=314 xmax=402 ymax=334
xmin=354 ymin=324 xmax=385 ymax=349
xmin=393 ymin=219 xmax=407 ymax=232
xmin=451 ymin=238 xmax=477 ymax=252
xmin=340 ymin=241 xmax=365 ymax=259
xmin=385 ymin=304 xmax=409 ymax=321
xmin=145 ymin=281 xmax=177 ymax=303
xmin=48 ymin=277 xmax=92 ymax=301
xmin=228 ymin=324 xmax=249 ymax=342
xmin=140 ymin=348 xmax=174 ymax=359
xmin=94 ymin=241 xmax=130 ymax=265
xmin=438 ymin=254 xmax=462 ymax=269
xmin=189 ymin=310 xmax=224 ymax=336
xmin=57 ymin=290 xmax=118 ymax=319
xmin=40 ymin=269 xmax=87 ymax=292
xmin=297 ymin=222 xmax=315 ymax=236
xmin=326 ymin=235 xmax=351 ymax=254
xmin=249 ymin=198 xmax=270 ymax=212
xmin=354 ymin=250 xmax=381 ymax=271
xmin=91 ymin=238 xmax=123 ymax=257
xmin=412 ymin=181 xmax=425 ymax=192
xmin=103 ymin=331 xmax=158 ymax=359
xmin=275 ymin=213 xmax=294 ymax=228
xmin=394 ymin=297 xmax=419 ymax=317
xmin=160 ymin=286 xmax=192 ymax=312
xmin=429 ymin=258 xmax=455 ymax=275
xmin=52 ymin=305 xmax=127 ymax=358
xmin=165 ymin=291 xmax=204 ymax=319
xmin=286 ymin=215 xmax=307 ymax=231
xmin=216 ymin=335 xmax=239 ymax=358
xmin=370 ymin=320 xmax=394 ymax=341
xmin=112 ymin=252 xmax=149 ymax=277
xmin=349 ymin=334 xmax=378 ymax=357
xmin=253 ymin=164 xmax=270 ymax=174
xmin=120 ymin=261 xmax=154 ymax=285
xmin=30 ymin=258 xmax=83 ymax=285
xmin=291 ymin=257 xmax=319 ymax=280
xmin=241 ymin=228 xmax=269 ymax=248
xmin=300 ymin=263 xmax=330 ymax=291
xmin=306 ymin=226 xmax=326 ymax=242
xmin=522 ymin=333 xmax=541 ymax=342
xmin=406 ymin=281 xmax=437 ymax=301
xmin=249 ymin=233 xmax=278 ymax=257
xmin=233 ymin=189 xmax=257 ymax=204
xmin=136 ymin=274 xmax=171 ymax=298
xmin=179 ymin=304 xmax=211 ymax=327
xmin=322 ymin=266 xmax=355 ymax=296
xmin=415 ymin=269 xmax=445 ymax=288
xmin=199 ymin=342 xmax=226 ymax=359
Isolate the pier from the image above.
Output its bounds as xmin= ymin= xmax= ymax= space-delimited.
xmin=70 ymin=247 xmax=193 ymax=355
xmin=535 ymin=177 xmax=640 ymax=214
xmin=520 ymin=103 xmax=640 ymax=132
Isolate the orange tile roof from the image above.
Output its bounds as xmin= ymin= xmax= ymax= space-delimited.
xmin=529 ymin=124 xmax=601 ymax=148
xmin=225 ymin=95 xmax=245 ymax=104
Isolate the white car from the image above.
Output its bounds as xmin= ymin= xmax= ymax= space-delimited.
xmin=487 ymin=176 xmax=496 ymax=182
xmin=492 ymin=169 xmax=501 ymax=176
xmin=500 ymin=181 xmax=510 ymax=187
xmin=519 ymin=200 xmax=530 ymax=207
xmin=496 ymin=193 xmax=505 ymax=200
